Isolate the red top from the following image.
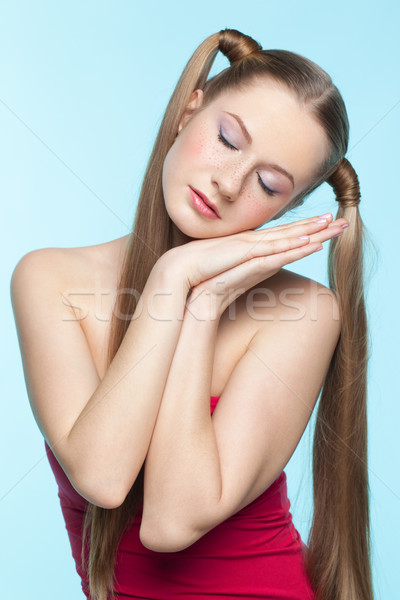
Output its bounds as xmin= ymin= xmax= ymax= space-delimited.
xmin=44 ymin=395 xmax=315 ymax=599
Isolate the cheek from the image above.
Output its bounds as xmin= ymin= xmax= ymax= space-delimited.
xmin=183 ymin=125 xmax=216 ymax=165
xmin=164 ymin=127 xmax=210 ymax=181
xmin=182 ymin=120 xmax=228 ymax=170
xmin=185 ymin=136 xmax=206 ymax=158
xmin=240 ymin=189 xmax=279 ymax=227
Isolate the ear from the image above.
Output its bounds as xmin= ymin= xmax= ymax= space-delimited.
xmin=177 ymin=89 xmax=204 ymax=134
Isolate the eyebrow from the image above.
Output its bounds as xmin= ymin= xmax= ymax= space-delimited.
xmin=223 ymin=110 xmax=295 ymax=189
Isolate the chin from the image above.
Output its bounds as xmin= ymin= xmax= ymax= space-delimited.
xmin=166 ymin=204 xmax=211 ymax=239
xmin=164 ymin=188 xmax=223 ymax=241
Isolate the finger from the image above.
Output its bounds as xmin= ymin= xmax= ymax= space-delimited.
xmin=242 ymin=219 xmax=346 ymax=260
xmin=247 ymin=234 xmax=313 ymax=260
xmin=255 ymin=212 xmax=333 ymax=233
xmin=250 ymin=217 xmax=348 ymax=243
xmin=197 ymin=238 xmax=324 ymax=297
xmin=280 ymin=241 xmax=324 ymax=266
xmin=306 ymin=223 xmax=349 ymax=244
xmin=258 ymin=240 xmax=324 ymax=271
xmin=209 ymin=238 xmax=321 ymax=291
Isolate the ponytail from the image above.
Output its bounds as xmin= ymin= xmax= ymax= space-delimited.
xmin=304 ymin=158 xmax=374 ymax=599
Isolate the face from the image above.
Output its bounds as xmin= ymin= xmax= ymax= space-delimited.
xmin=162 ymin=77 xmax=330 ymax=245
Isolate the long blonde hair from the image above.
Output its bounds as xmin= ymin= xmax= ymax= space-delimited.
xmin=81 ymin=28 xmax=373 ymax=600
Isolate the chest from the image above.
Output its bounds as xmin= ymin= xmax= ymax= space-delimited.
xmin=73 ymin=278 xmax=260 ymax=397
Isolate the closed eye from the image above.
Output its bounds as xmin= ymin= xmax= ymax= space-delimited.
xmin=217 ymin=130 xmax=237 ymax=151
xmin=217 ymin=130 xmax=278 ymax=197
xmin=257 ymin=173 xmax=277 ymax=197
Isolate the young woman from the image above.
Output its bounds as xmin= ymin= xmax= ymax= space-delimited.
xmin=11 ymin=28 xmax=373 ymax=600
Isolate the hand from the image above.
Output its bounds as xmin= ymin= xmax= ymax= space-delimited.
xmin=161 ymin=211 xmax=346 ymax=282
xmin=179 ymin=213 xmax=347 ymax=319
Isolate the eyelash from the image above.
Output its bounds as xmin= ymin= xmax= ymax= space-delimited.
xmin=217 ymin=130 xmax=277 ymax=197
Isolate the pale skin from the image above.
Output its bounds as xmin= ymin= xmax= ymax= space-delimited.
xmin=10 ymin=77 xmax=348 ymax=555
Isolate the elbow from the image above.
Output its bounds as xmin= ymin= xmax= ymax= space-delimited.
xmin=53 ymin=442 xmax=130 ymax=509
xmin=139 ymin=520 xmax=193 ymax=553
xmin=77 ymin=482 xmax=124 ymax=510
xmin=92 ymin=491 xmax=125 ymax=510
xmin=70 ymin=471 xmax=127 ymax=509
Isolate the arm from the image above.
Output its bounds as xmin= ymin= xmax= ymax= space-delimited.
xmin=139 ymin=277 xmax=341 ymax=552
xmin=139 ymin=288 xmax=222 ymax=551
xmin=10 ymin=249 xmax=190 ymax=508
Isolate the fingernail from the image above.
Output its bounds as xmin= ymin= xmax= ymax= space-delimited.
xmin=315 ymin=218 xmax=328 ymax=223
xmin=341 ymin=223 xmax=349 ymax=229
xmin=333 ymin=232 xmax=343 ymax=237
xmin=298 ymin=235 xmax=309 ymax=240
xmin=319 ymin=213 xmax=332 ymax=219
xmin=316 ymin=245 xmax=323 ymax=251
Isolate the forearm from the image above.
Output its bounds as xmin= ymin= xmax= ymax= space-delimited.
xmin=140 ymin=288 xmax=223 ymax=549
xmin=64 ymin=261 xmax=190 ymax=508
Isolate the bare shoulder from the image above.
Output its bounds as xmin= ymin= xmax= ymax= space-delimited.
xmin=10 ymin=235 xmax=131 ymax=380
xmin=11 ymin=234 xmax=131 ymax=294
xmin=11 ymin=246 xmax=87 ymax=292
xmin=241 ymin=267 xmax=341 ymax=334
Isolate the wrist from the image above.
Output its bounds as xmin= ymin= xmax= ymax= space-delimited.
xmin=152 ymin=249 xmax=191 ymax=296
xmin=141 ymin=258 xmax=190 ymax=323
xmin=185 ymin=286 xmax=223 ymax=324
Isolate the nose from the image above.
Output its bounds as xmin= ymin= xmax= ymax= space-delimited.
xmin=211 ymin=166 xmax=243 ymax=202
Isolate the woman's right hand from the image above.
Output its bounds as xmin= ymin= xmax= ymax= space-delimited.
xmin=160 ymin=213 xmax=347 ymax=293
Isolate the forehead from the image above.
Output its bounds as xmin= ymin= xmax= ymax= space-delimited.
xmin=206 ymin=78 xmax=330 ymax=190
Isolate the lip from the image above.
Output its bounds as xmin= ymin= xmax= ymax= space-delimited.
xmin=188 ymin=186 xmax=221 ymax=219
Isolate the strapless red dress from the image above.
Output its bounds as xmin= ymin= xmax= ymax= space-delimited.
xmin=44 ymin=395 xmax=315 ymax=599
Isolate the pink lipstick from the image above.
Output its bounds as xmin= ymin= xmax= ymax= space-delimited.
xmin=188 ymin=186 xmax=220 ymax=219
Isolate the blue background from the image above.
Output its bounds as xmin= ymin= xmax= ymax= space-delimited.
xmin=2 ymin=1 xmax=399 ymax=598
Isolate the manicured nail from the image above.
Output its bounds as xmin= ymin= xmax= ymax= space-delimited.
xmin=341 ymin=223 xmax=349 ymax=229
xmin=315 ymin=218 xmax=328 ymax=223
xmin=298 ymin=235 xmax=309 ymax=240
xmin=319 ymin=213 xmax=332 ymax=219
xmin=333 ymin=232 xmax=343 ymax=237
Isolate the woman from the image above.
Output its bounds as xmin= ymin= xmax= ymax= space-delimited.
xmin=11 ymin=28 xmax=373 ymax=600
